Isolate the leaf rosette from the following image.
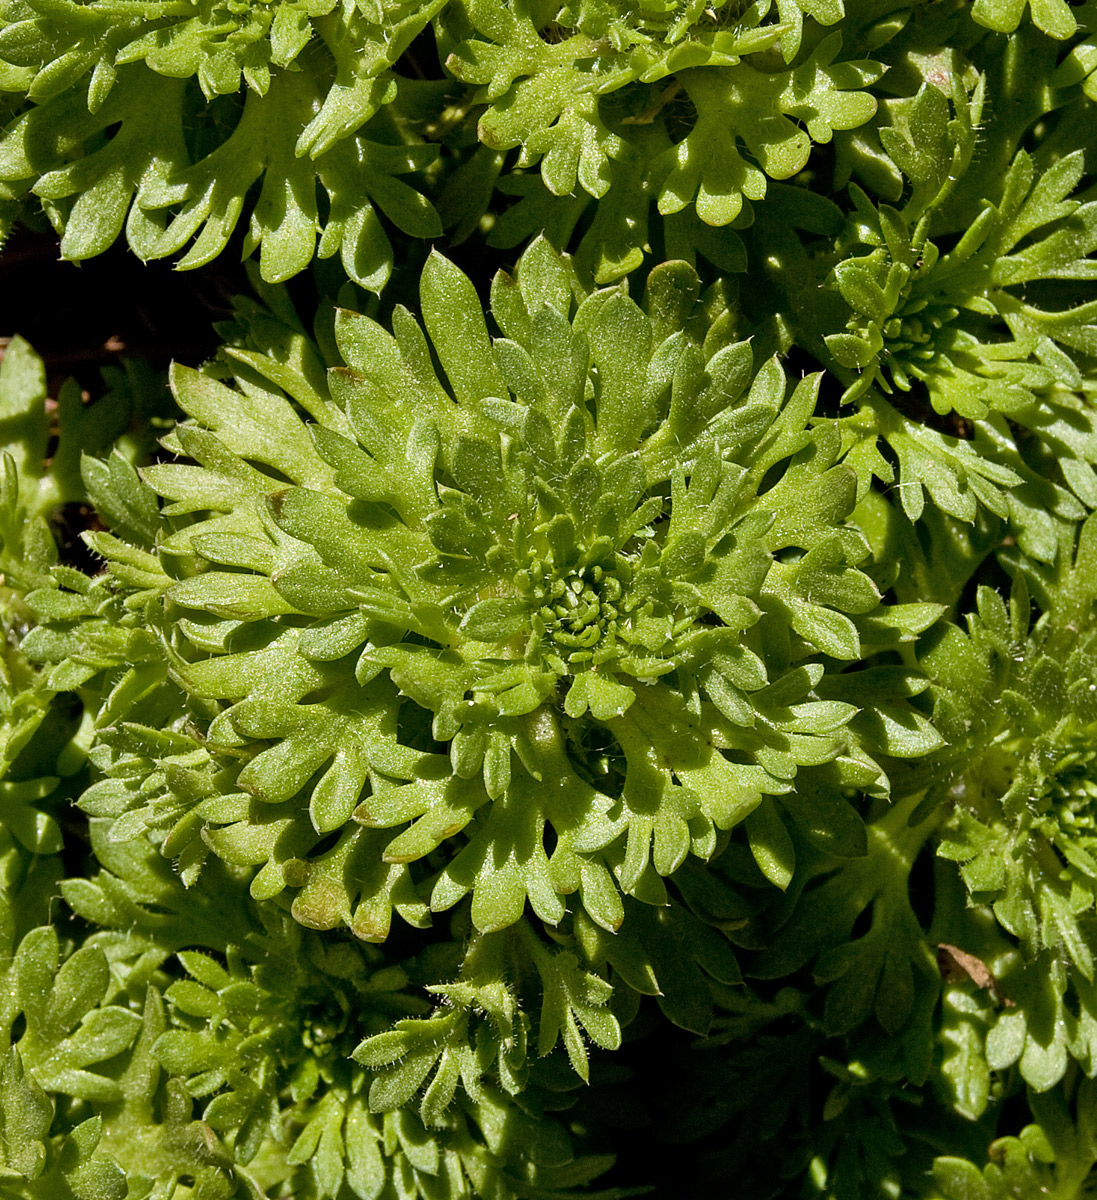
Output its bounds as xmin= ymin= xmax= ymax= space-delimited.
xmin=932 ymin=529 xmax=1097 ymax=967
xmin=807 ymin=71 xmax=1097 ymax=556
xmin=925 ymin=516 xmax=1097 ymax=1088
xmin=142 ymin=913 xmax=616 ymax=1199
xmin=0 ymin=819 xmax=628 ymax=1199
xmin=74 ymin=241 xmax=939 ymax=942
xmin=826 ymin=140 xmax=1097 ymax=419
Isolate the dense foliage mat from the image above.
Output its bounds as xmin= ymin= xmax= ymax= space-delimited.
xmin=1 ymin=0 xmax=1097 ymax=1195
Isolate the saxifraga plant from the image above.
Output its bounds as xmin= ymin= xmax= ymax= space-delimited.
xmin=2 ymin=0 xmax=1097 ymax=1196
xmin=18 ymin=239 xmax=946 ymax=1118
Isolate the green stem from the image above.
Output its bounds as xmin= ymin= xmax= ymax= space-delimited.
xmin=869 ymin=787 xmax=945 ymax=883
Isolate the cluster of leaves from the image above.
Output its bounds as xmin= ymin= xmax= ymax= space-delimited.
xmin=0 ymin=0 xmax=447 ymax=284
xmin=55 ymin=239 xmax=946 ymax=943
xmin=3 ymin=0 xmax=1097 ymax=1196
xmin=0 ymin=352 xmax=640 ymax=1197
xmin=0 ymin=0 xmax=892 ymax=282
xmin=7 ymin=0 xmax=1095 ymax=286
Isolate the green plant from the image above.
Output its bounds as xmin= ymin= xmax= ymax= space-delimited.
xmin=2 ymin=0 xmax=1097 ymax=1195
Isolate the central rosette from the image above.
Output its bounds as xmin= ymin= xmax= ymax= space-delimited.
xmin=524 ymin=559 xmax=629 ymax=665
xmin=1035 ymin=739 xmax=1097 ymax=846
xmin=546 ymin=566 xmax=620 ymax=653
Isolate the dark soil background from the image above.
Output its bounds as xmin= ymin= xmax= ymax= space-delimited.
xmin=0 ymin=226 xmax=240 ymax=392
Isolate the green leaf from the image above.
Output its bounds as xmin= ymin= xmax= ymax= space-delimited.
xmin=745 ymin=800 xmax=795 ymax=889
xmin=420 ymin=252 xmax=507 ymax=408
xmin=563 ymin=673 xmax=635 ymax=720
